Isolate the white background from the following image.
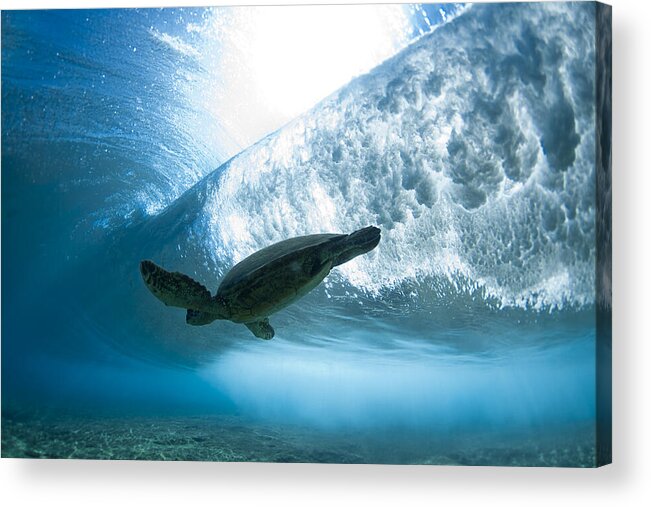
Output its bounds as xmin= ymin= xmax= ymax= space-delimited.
xmin=1 ymin=0 xmax=649 ymax=505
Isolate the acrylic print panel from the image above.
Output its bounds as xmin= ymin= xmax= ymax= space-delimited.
xmin=1 ymin=2 xmax=611 ymax=466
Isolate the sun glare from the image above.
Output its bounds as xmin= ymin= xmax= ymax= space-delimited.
xmin=189 ymin=5 xmax=414 ymax=150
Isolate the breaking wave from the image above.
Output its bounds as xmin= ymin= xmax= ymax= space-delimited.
xmin=150 ymin=3 xmax=598 ymax=312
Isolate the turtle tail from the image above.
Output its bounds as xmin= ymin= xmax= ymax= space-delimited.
xmin=140 ymin=260 xmax=215 ymax=314
xmin=331 ymin=226 xmax=381 ymax=267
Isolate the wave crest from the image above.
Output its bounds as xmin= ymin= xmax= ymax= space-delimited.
xmin=169 ymin=3 xmax=598 ymax=311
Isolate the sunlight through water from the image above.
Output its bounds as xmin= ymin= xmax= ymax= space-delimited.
xmin=156 ymin=5 xmax=416 ymax=151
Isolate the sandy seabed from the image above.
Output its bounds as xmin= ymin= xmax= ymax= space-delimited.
xmin=1 ymin=411 xmax=597 ymax=467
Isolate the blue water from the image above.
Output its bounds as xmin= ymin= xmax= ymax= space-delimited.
xmin=2 ymin=3 xmax=609 ymax=465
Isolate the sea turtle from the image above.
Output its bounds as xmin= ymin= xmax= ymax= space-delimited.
xmin=139 ymin=226 xmax=381 ymax=340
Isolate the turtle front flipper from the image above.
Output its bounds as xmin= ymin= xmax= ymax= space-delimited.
xmin=140 ymin=260 xmax=214 ymax=313
xmin=186 ymin=309 xmax=220 ymax=326
xmin=244 ymin=318 xmax=275 ymax=340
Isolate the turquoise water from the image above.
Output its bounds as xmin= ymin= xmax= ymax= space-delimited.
xmin=1 ymin=3 xmax=610 ymax=465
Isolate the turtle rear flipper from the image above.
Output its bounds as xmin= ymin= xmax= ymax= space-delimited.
xmin=140 ymin=260 xmax=213 ymax=312
xmin=245 ymin=318 xmax=275 ymax=340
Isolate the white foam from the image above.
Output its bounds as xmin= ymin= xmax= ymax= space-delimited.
xmin=193 ymin=3 xmax=598 ymax=311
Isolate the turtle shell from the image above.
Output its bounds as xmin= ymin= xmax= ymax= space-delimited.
xmin=217 ymin=233 xmax=344 ymax=322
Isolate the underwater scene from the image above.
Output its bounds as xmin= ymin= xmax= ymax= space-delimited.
xmin=1 ymin=2 xmax=611 ymax=466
